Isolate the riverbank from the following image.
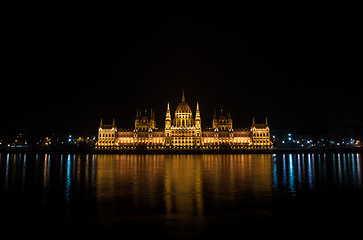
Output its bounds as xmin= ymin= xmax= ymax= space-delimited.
xmin=0 ymin=147 xmax=361 ymax=154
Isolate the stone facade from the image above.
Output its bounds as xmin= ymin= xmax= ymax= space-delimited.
xmin=96 ymin=92 xmax=272 ymax=149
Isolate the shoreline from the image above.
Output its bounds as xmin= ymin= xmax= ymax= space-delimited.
xmin=0 ymin=147 xmax=361 ymax=154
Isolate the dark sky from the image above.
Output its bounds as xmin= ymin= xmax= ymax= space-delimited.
xmin=2 ymin=2 xmax=363 ymax=134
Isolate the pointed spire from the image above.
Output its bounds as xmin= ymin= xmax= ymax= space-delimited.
xmin=151 ymin=108 xmax=155 ymax=119
xmin=182 ymin=89 xmax=185 ymax=102
xmin=112 ymin=118 xmax=115 ymax=126
xmin=166 ymin=102 xmax=171 ymax=121
xmin=265 ymin=117 xmax=268 ymax=125
xmin=252 ymin=117 xmax=255 ymax=125
xmin=196 ymin=102 xmax=200 ymax=121
xmin=100 ymin=118 xmax=103 ymax=126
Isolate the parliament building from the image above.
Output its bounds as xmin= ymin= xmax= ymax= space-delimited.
xmin=96 ymin=92 xmax=272 ymax=149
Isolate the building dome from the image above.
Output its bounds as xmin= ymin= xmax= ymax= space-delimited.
xmin=176 ymin=101 xmax=192 ymax=113
xmin=175 ymin=90 xmax=192 ymax=113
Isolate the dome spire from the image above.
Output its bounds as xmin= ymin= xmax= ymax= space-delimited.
xmin=182 ymin=89 xmax=185 ymax=102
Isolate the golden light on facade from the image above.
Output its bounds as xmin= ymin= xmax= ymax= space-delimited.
xmin=97 ymin=92 xmax=272 ymax=149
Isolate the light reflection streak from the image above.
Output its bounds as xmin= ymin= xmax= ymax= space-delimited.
xmin=343 ymin=154 xmax=347 ymax=184
xmin=60 ymin=155 xmax=63 ymax=179
xmin=357 ymin=153 xmax=361 ymax=187
xmin=282 ymin=154 xmax=287 ymax=188
xmin=351 ymin=154 xmax=355 ymax=186
xmin=307 ymin=154 xmax=312 ymax=188
xmin=5 ymin=154 xmax=9 ymax=190
xmin=43 ymin=154 xmax=49 ymax=189
xmin=65 ymin=154 xmax=72 ymax=203
xmin=272 ymin=153 xmax=363 ymax=196
xmin=272 ymin=155 xmax=278 ymax=192
xmin=297 ymin=154 xmax=302 ymax=189
xmin=288 ymin=154 xmax=295 ymax=195
xmin=337 ymin=154 xmax=342 ymax=187
xmin=22 ymin=154 xmax=26 ymax=188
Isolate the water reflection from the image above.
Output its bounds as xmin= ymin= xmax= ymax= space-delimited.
xmin=163 ymin=155 xmax=203 ymax=218
xmin=0 ymin=152 xmax=362 ymax=232
xmin=273 ymin=153 xmax=362 ymax=196
xmin=93 ymin=154 xmax=274 ymax=225
xmin=65 ymin=155 xmax=72 ymax=203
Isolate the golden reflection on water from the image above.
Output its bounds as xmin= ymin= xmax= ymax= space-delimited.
xmin=94 ymin=154 xmax=274 ymax=222
xmin=1 ymin=152 xmax=362 ymax=232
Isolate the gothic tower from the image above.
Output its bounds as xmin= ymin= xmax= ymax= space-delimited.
xmin=195 ymin=102 xmax=202 ymax=146
xmin=165 ymin=102 xmax=171 ymax=146
xmin=135 ymin=109 xmax=156 ymax=131
xmin=251 ymin=117 xmax=272 ymax=148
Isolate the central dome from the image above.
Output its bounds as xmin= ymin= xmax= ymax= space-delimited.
xmin=175 ymin=90 xmax=192 ymax=113
xmin=176 ymin=101 xmax=192 ymax=112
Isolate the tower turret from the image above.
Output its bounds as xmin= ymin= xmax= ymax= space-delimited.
xmin=251 ymin=117 xmax=272 ymax=148
xmin=165 ymin=102 xmax=172 ymax=146
xmin=166 ymin=102 xmax=171 ymax=122
xmin=195 ymin=102 xmax=201 ymax=128
xmin=135 ymin=108 xmax=155 ymax=131
xmin=212 ymin=108 xmax=217 ymax=129
xmin=195 ymin=102 xmax=202 ymax=146
xmin=213 ymin=108 xmax=233 ymax=131
xmin=97 ymin=119 xmax=117 ymax=148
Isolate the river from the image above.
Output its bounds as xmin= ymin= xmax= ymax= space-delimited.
xmin=0 ymin=153 xmax=362 ymax=238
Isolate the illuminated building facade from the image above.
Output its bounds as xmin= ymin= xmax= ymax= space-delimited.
xmin=96 ymin=92 xmax=272 ymax=149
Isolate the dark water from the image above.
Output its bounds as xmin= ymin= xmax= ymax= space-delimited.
xmin=0 ymin=153 xmax=362 ymax=238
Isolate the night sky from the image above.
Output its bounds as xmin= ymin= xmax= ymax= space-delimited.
xmin=3 ymin=2 xmax=362 ymax=135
